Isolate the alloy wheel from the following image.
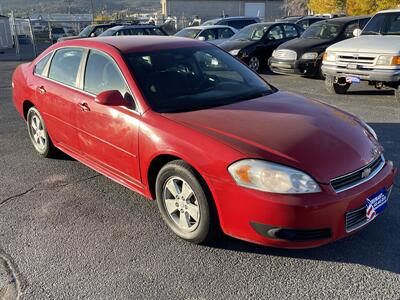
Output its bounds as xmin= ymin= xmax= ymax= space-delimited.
xmin=162 ymin=176 xmax=200 ymax=232
xmin=249 ymin=56 xmax=260 ymax=72
xmin=29 ymin=113 xmax=47 ymax=151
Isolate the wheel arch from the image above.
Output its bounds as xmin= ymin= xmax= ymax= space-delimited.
xmin=22 ymin=100 xmax=35 ymax=120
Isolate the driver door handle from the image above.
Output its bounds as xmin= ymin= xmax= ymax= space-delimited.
xmin=37 ymin=86 xmax=46 ymax=94
xmin=79 ymin=102 xmax=90 ymax=112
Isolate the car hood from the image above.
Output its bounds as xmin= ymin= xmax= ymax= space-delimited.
xmin=58 ymin=35 xmax=80 ymax=42
xmin=278 ymin=38 xmax=332 ymax=55
xmin=163 ymin=92 xmax=381 ymax=183
xmin=219 ymin=39 xmax=255 ymax=51
xmin=327 ymin=35 xmax=400 ymax=54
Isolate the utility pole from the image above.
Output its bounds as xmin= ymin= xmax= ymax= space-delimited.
xmin=90 ymin=0 xmax=95 ymax=24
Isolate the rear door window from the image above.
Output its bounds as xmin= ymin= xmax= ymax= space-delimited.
xmin=217 ymin=28 xmax=235 ymax=39
xmin=48 ymin=48 xmax=83 ymax=87
xmin=199 ymin=29 xmax=217 ymax=40
xmin=283 ymin=24 xmax=299 ymax=38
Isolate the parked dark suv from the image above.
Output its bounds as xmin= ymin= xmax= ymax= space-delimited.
xmin=269 ymin=16 xmax=370 ymax=78
xmin=202 ymin=17 xmax=260 ymax=29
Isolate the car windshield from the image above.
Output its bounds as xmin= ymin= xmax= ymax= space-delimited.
xmin=125 ymin=46 xmax=273 ymax=113
xmin=301 ymin=22 xmax=341 ymax=39
xmin=79 ymin=25 xmax=94 ymax=37
xmin=231 ymin=24 xmax=271 ymax=41
xmin=175 ymin=28 xmax=201 ymax=38
xmin=362 ymin=12 xmax=400 ymax=36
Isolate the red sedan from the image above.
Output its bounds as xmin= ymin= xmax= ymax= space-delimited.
xmin=12 ymin=36 xmax=396 ymax=248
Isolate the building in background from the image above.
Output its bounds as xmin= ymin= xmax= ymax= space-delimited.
xmin=0 ymin=15 xmax=13 ymax=48
xmin=160 ymin=0 xmax=284 ymax=22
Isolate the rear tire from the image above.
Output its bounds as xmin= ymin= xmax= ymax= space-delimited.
xmin=155 ymin=160 xmax=219 ymax=244
xmin=26 ymin=107 xmax=57 ymax=158
xmin=325 ymin=75 xmax=351 ymax=94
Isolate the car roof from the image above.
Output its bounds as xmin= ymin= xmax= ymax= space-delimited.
xmin=183 ymin=25 xmax=236 ymax=30
xmin=378 ymin=8 xmax=400 ymax=14
xmin=109 ymin=24 xmax=158 ymax=31
xmin=323 ymin=16 xmax=370 ymax=24
xmin=208 ymin=16 xmax=259 ymax=22
xmin=73 ymin=36 xmax=208 ymax=53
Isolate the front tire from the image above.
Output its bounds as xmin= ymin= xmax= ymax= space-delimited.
xmin=155 ymin=160 xmax=218 ymax=244
xmin=248 ymin=56 xmax=261 ymax=72
xmin=27 ymin=107 xmax=57 ymax=157
xmin=325 ymin=75 xmax=351 ymax=94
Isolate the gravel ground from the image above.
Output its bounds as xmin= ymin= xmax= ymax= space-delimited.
xmin=0 ymin=61 xmax=399 ymax=299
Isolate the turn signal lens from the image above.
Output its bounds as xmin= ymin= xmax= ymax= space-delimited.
xmin=392 ymin=56 xmax=400 ymax=65
xmin=235 ymin=165 xmax=252 ymax=183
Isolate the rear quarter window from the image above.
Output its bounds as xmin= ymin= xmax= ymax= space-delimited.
xmin=34 ymin=53 xmax=52 ymax=76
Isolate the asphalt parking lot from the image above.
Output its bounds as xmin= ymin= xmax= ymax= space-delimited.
xmin=0 ymin=61 xmax=399 ymax=299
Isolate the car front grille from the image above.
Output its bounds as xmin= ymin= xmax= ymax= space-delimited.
xmin=273 ymin=49 xmax=297 ymax=60
xmin=331 ymin=155 xmax=385 ymax=193
xmin=337 ymin=54 xmax=377 ymax=66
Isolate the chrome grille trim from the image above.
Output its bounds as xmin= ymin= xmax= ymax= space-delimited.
xmin=331 ymin=155 xmax=385 ymax=193
xmin=273 ymin=49 xmax=297 ymax=60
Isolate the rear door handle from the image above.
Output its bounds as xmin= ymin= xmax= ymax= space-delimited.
xmin=37 ymin=86 xmax=46 ymax=94
xmin=79 ymin=102 xmax=90 ymax=112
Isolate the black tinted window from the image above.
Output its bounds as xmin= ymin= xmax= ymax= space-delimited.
xmin=362 ymin=13 xmax=400 ymax=35
xmin=34 ymin=53 xmax=52 ymax=76
xmin=84 ymin=50 xmax=129 ymax=97
xmin=48 ymin=48 xmax=83 ymax=87
xmin=267 ymin=25 xmax=284 ymax=40
xmin=227 ymin=20 xmax=255 ymax=29
xmin=344 ymin=22 xmax=360 ymax=38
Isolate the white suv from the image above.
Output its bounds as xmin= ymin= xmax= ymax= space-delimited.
xmin=322 ymin=9 xmax=400 ymax=100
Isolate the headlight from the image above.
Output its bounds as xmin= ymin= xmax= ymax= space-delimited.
xmin=301 ymin=52 xmax=318 ymax=60
xmin=229 ymin=49 xmax=240 ymax=56
xmin=228 ymin=159 xmax=321 ymax=194
xmin=360 ymin=120 xmax=378 ymax=141
xmin=323 ymin=52 xmax=336 ymax=62
xmin=376 ymin=55 xmax=400 ymax=66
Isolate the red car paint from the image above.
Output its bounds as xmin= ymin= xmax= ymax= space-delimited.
xmin=12 ymin=36 xmax=396 ymax=248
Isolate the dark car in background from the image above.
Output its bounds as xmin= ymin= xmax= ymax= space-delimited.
xmin=100 ymin=24 xmax=168 ymax=36
xmin=219 ymin=22 xmax=303 ymax=72
xmin=58 ymin=23 xmax=122 ymax=42
xmin=295 ymin=16 xmax=327 ymax=30
xmin=202 ymin=16 xmax=260 ymax=29
xmin=269 ymin=16 xmax=370 ymax=78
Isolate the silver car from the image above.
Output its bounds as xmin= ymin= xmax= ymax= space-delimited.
xmin=175 ymin=25 xmax=238 ymax=45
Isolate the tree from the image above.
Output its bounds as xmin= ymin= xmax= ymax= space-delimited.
xmin=346 ymin=0 xmax=399 ymax=15
xmin=283 ymin=0 xmax=309 ymax=16
xmin=308 ymin=0 xmax=346 ymax=14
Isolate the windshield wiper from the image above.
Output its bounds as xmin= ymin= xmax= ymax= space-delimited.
xmin=362 ymin=31 xmax=381 ymax=35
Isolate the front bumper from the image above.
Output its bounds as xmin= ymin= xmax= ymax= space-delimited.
xmin=210 ymin=160 xmax=396 ymax=249
xmin=322 ymin=64 xmax=400 ymax=82
xmin=268 ymin=57 xmax=320 ymax=77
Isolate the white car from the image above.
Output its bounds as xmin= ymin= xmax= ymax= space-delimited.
xmin=175 ymin=25 xmax=238 ymax=45
xmin=322 ymin=9 xmax=400 ymax=100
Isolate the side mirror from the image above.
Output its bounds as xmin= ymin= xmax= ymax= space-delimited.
xmin=95 ymin=90 xmax=128 ymax=107
xmin=197 ymin=36 xmax=206 ymax=41
xmin=353 ymin=28 xmax=362 ymax=37
xmin=90 ymin=32 xmax=96 ymax=37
